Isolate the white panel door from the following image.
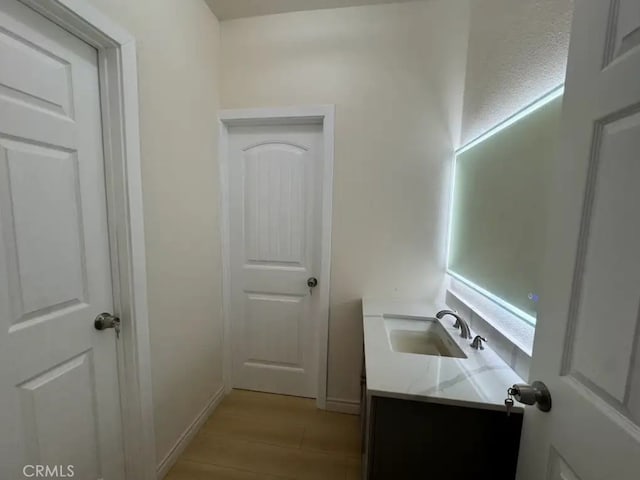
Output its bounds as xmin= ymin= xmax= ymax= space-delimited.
xmin=518 ymin=1 xmax=640 ymax=479
xmin=229 ymin=124 xmax=323 ymax=397
xmin=0 ymin=2 xmax=125 ymax=479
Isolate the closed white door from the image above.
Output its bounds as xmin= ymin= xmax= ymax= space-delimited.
xmin=228 ymin=123 xmax=323 ymax=397
xmin=0 ymin=2 xmax=125 ymax=479
xmin=517 ymin=1 xmax=640 ymax=479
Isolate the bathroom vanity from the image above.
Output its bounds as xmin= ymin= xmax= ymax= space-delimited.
xmin=361 ymin=299 xmax=525 ymax=480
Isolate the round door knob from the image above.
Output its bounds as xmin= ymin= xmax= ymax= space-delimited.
xmin=509 ymin=380 xmax=552 ymax=412
xmin=94 ymin=312 xmax=121 ymax=338
xmin=307 ymin=277 xmax=318 ymax=288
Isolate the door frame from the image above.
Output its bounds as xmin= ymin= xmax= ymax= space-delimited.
xmin=218 ymin=105 xmax=335 ymax=409
xmin=15 ymin=1 xmax=156 ymax=478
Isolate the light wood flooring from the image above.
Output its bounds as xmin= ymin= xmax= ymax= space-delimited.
xmin=165 ymin=389 xmax=362 ymax=480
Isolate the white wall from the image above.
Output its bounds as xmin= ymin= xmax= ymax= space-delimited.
xmin=220 ymin=0 xmax=470 ymax=402
xmin=77 ymin=0 xmax=574 ymax=458
xmin=461 ymin=0 xmax=574 ymax=145
xmin=84 ymin=0 xmax=224 ymax=465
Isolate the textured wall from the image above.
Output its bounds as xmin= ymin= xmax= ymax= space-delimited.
xmin=461 ymin=0 xmax=574 ymax=145
xmin=83 ymin=0 xmax=224 ymax=465
xmin=220 ymin=0 xmax=470 ymax=402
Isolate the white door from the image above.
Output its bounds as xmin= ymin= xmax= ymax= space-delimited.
xmin=228 ymin=123 xmax=324 ymax=398
xmin=0 ymin=1 xmax=125 ymax=479
xmin=517 ymin=1 xmax=640 ymax=479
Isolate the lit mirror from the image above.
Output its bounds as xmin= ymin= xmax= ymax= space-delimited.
xmin=448 ymin=88 xmax=564 ymax=325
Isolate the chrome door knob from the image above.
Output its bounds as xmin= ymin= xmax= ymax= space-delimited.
xmin=94 ymin=312 xmax=121 ymax=338
xmin=508 ymin=381 xmax=552 ymax=412
xmin=307 ymin=277 xmax=318 ymax=288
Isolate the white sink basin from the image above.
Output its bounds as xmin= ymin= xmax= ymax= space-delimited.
xmin=383 ymin=315 xmax=467 ymax=359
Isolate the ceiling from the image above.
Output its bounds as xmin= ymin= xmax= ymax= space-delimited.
xmin=205 ymin=0 xmax=420 ymax=21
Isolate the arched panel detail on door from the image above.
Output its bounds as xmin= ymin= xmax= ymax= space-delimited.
xmin=242 ymin=142 xmax=310 ymax=266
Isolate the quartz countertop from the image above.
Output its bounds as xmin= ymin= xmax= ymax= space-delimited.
xmin=363 ymin=298 xmax=524 ymax=413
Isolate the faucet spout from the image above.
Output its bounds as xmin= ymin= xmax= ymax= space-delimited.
xmin=435 ymin=309 xmax=456 ymax=320
xmin=436 ymin=310 xmax=472 ymax=339
xmin=457 ymin=318 xmax=472 ymax=339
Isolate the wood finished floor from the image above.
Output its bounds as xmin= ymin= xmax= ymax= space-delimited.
xmin=166 ymin=389 xmax=362 ymax=480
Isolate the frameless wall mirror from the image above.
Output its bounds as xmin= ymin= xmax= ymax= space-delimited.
xmin=448 ymin=87 xmax=564 ymax=325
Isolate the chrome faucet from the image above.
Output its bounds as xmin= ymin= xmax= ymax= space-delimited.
xmin=435 ymin=310 xmax=472 ymax=339
xmin=470 ymin=335 xmax=487 ymax=350
xmin=436 ymin=309 xmax=461 ymax=324
xmin=456 ymin=317 xmax=472 ymax=339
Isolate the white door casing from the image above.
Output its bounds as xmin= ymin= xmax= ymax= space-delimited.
xmin=0 ymin=1 xmax=127 ymax=478
xmin=229 ymin=123 xmax=323 ymax=398
xmin=518 ymin=1 xmax=640 ymax=479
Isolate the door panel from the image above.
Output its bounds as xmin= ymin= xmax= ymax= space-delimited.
xmin=244 ymin=143 xmax=307 ymax=265
xmin=568 ymin=110 xmax=640 ymax=406
xmin=0 ymin=24 xmax=73 ymax=117
xmin=0 ymin=1 xmax=124 ymax=479
xmin=517 ymin=1 xmax=640 ymax=478
xmin=18 ymin=352 xmax=100 ymax=477
xmin=603 ymin=0 xmax=640 ymax=65
xmin=1 ymin=141 xmax=86 ymax=324
xmin=547 ymin=449 xmax=581 ymax=480
xmin=245 ymin=293 xmax=304 ymax=367
xmin=229 ymin=124 xmax=322 ymax=398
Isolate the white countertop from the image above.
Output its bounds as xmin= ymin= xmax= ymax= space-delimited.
xmin=363 ymin=298 xmax=524 ymax=413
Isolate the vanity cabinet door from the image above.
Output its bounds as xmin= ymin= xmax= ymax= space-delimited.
xmin=360 ymin=351 xmax=372 ymax=479
xmin=360 ymin=374 xmax=367 ymax=453
xmin=368 ymin=397 xmax=523 ymax=480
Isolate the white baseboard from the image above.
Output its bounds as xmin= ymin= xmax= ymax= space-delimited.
xmin=325 ymin=397 xmax=360 ymax=415
xmin=156 ymin=385 xmax=226 ymax=479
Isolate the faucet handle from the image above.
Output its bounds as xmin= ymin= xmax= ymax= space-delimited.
xmin=470 ymin=335 xmax=487 ymax=350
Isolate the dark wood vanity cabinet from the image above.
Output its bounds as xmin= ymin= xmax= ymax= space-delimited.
xmin=361 ymin=395 xmax=523 ymax=480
